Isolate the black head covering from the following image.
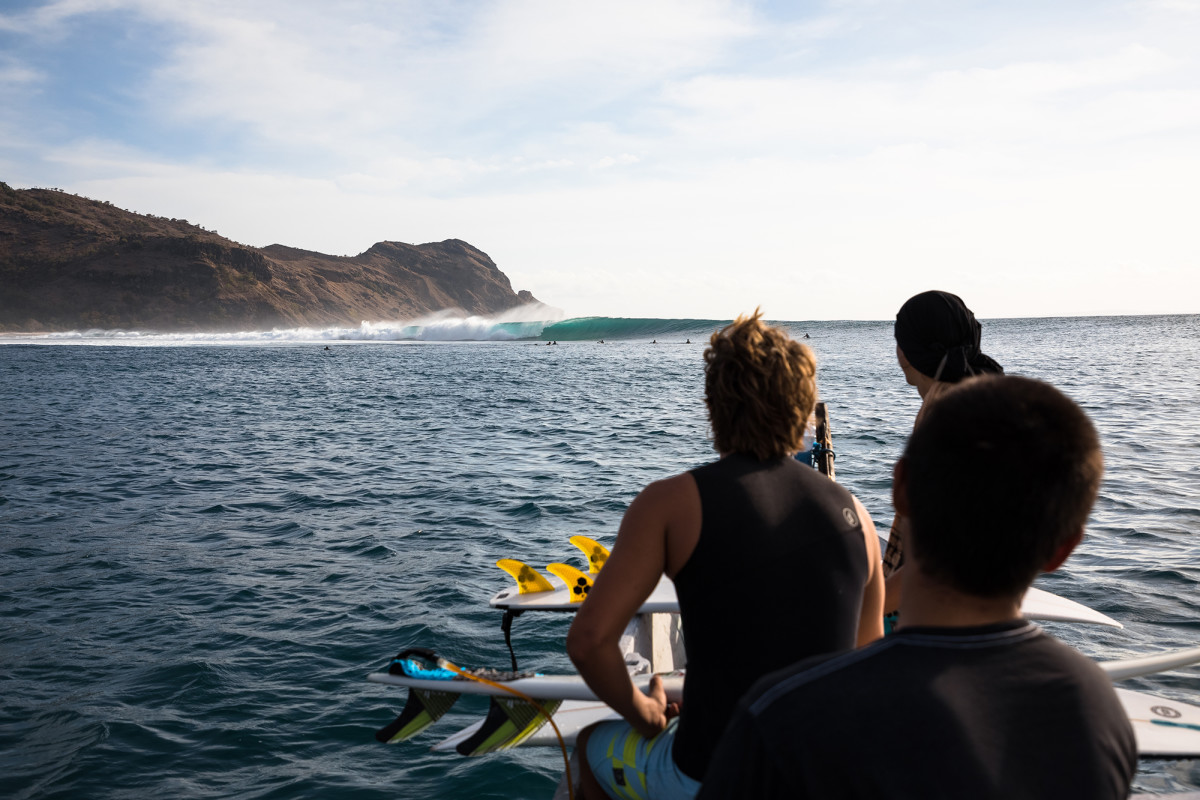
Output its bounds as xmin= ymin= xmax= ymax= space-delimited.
xmin=894 ymin=290 xmax=1003 ymax=382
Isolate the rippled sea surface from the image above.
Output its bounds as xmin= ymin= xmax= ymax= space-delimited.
xmin=2 ymin=315 xmax=1199 ymax=798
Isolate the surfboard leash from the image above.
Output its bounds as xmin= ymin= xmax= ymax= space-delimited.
xmin=501 ymin=609 xmax=524 ymax=672
xmin=435 ymin=655 xmax=575 ymax=800
xmin=811 ymin=440 xmax=836 ymax=475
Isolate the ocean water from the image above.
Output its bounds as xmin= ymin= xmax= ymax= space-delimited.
xmin=2 ymin=314 xmax=1198 ymax=799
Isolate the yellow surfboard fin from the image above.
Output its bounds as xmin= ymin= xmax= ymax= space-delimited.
xmin=569 ymin=535 xmax=610 ymax=574
xmin=496 ymin=559 xmax=555 ymax=594
xmin=546 ymin=562 xmax=593 ymax=603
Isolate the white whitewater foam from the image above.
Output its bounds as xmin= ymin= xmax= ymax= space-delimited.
xmin=2 ymin=303 xmax=566 ymax=345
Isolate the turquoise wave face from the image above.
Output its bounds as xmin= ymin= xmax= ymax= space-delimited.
xmin=536 ymin=317 xmax=726 ymax=341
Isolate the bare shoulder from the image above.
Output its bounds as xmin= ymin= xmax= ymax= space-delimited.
xmin=636 ymin=471 xmax=699 ymax=506
xmin=633 ymin=472 xmax=701 ymax=577
xmin=613 ymin=471 xmax=700 ymax=543
xmin=849 ymin=493 xmax=877 ymax=533
xmin=630 ymin=472 xmax=702 ymax=530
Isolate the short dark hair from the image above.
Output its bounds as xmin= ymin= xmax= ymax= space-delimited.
xmin=704 ymin=310 xmax=817 ymax=460
xmin=902 ymin=375 xmax=1103 ymax=597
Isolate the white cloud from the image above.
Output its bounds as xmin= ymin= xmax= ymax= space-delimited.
xmin=0 ymin=0 xmax=127 ymax=35
xmin=590 ymin=154 xmax=639 ymax=170
xmin=464 ymin=0 xmax=752 ymax=85
xmin=150 ymin=16 xmax=371 ymax=141
xmin=658 ymin=43 xmax=1195 ymax=157
xmin=4 ymin=1 xmax=1200 ymax=319
xmin=28 ymin=129 xmax=1200 ymax=320
xmin=0 ymin=60 xmax=42 ymax=87
xmin=1144 ymin=0 xmax=1200 ymax=12
xmin=59 ymin=0 xmax=757 ymax=163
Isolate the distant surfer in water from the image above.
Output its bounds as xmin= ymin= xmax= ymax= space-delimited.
xmin=882 ymin=290 xmax=1003 ymax=629
xmin=567 ymin=310 xmax=884 ymax=800
xmin=700 ymin=375 xmax=1136 ymax=799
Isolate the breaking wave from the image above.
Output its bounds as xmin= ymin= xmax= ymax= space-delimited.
xmin=4 ymin=309 xmax=734 ymax=344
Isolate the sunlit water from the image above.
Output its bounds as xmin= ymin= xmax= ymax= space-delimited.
xmin=2 ymin=315 xmax=1198 ymax=798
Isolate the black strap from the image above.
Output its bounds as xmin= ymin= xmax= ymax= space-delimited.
xmin=501 ymin=609 xmax=524 ymax=672
xmin=387 ymin=646 xmax=439 ymax=675
xmin=812 ymin=441 xmax=836 ymax=471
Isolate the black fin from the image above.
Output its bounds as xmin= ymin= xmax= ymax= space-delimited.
xmin=375 ymin=689 xmax=460 ymax=743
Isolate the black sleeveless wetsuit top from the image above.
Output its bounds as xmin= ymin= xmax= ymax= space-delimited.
xmin=671 ymin=453 xmax=870 ymax=781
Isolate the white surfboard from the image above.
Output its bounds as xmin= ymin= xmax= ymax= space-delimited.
xmin=1117 ymin=688 xmax=1200 ymax=758
xmin=1100 ymin=645 xmax=1200 ymax=681
xmin=372 ymin=646 xmax=1200 ymax=757
xmin=367 ymin=669 xmax=687 ymax=704
xmin=1021 ymin=586 xmax=1121 ymax=627
xmin=429 ymin=687 xmax=1200 ymax=759
xmin=372 ymin=645 xmax=1200 ymax=703
xmin=489 ymin=575 xmax=1122 ymax=628
xmin=489 ymin=574 xmax=679 ymax=613
xmin=369 ymin=642 xmax=1195 ymax=705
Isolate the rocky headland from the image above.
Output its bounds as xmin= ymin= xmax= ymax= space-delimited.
xmin=0 ymin=182 xmax=542 ymax=332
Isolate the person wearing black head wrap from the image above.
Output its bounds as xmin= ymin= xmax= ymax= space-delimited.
xmin=882 ymin=291 xmax=1003 ymax=628
xmin=894 ymin=290 xmax=1003 ymax=389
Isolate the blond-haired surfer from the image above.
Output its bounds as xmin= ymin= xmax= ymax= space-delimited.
xmin=567 ymin=310 xmax=884 ymax=800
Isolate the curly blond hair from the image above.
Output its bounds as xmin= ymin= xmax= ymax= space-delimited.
xmin=704 ymin=309 xmax=817 ymax=460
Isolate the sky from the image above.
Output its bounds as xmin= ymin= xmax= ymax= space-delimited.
xmin=2 ymin=0 xmax=1198 ymax=321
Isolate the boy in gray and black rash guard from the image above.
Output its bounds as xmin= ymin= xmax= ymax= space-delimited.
xmin=699 ymin=375 xmax=1136 ymax=800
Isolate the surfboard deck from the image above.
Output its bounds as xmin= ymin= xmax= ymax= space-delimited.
xmin=371 ymin=646 xmax=1200 ymax=757
xmin=489 ymin=573 xmax=678 ymax=613
xmin=371 ymin=642 xmax=1200 ymax=704
xmin=1117 ymin=688 xmax=1200 ymax=758
xmin=425 ymin=688 xmax=1200 ymax=759
xmin=1100 ymin=646 xmax=1200 ymax=681
xmin=367 ymin=669 xmax=686 ymax=703
xmin=488 ymin=573 xmax=1121 ymax=627
xmin=1021 ymin=586 xmax=1121 ymax=627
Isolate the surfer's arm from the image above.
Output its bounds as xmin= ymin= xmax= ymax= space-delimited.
xmin=881 ymin=511 xmax=909 ymax=615
xmin=567 ymin=475 xmax=693 ymax=738
xmin=854 ymin=496 xmax=885 ymax=647
xmin=884 ymin=564 xmax=905 ymax=615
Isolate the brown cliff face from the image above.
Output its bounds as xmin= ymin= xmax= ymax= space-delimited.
xmin=0 ymin=182 xmax=541 ymax=332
